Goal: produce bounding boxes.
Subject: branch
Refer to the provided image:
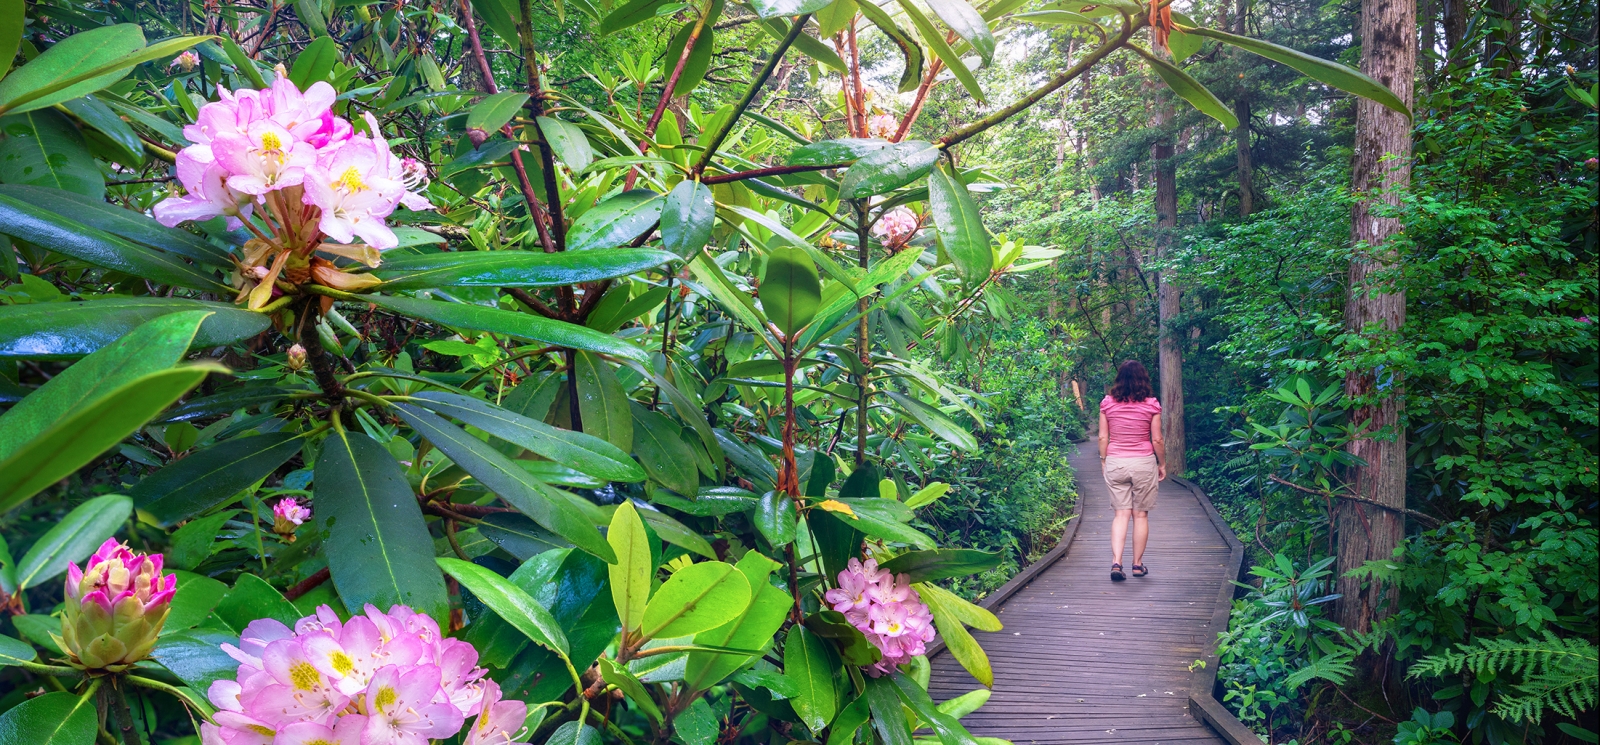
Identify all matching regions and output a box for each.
[1266,475,1441,526]
[283,567,331,601]
[701,162,843,184]
[692,14,814,175]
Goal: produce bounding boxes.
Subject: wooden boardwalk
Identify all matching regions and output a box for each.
[929,443,1246,744]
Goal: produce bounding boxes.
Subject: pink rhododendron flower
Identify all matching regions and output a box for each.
[823,557,936,676]
[59,539,177,671]
[872,206,919,246]
[205,604,514,745]
[867,113,899,140]
[212,119,317,194]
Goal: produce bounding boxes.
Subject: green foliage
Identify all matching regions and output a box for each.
[1410,633,1599,725]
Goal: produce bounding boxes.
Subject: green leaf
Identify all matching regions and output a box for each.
[537,116,595,170]
[785,626,838,734]
[759,18,848,73]
[0,298,267,359]
[0,0,22,81]
[438,556,571,656]
[60,95,142,166]
[785,138,891,166]
[313,428,450,623]
[289,36,338,90]
[878,548,1002,583]
[920,583,994,686]
[374,248,674,290]
[686,252,778,357]
[478,513,568,559]
[0,110,104,199]
[0,634,34,667]
[13,494,131,590]
[754,491,797,547]
[661,180,716,256]
[1167,12,1202,62]
[840,141,942,199]
[1184,26,1410,119]
[1133,47,1238,129]
[750,0,834,18]
[833,498,936,548]
[937,688,991,719]
[599,0,671,34]
[902,481,948,509]
[885,391,977,451]
[599,657,663,723]
[467,92,529,137]
[0,193,228,291]
[630,402,698,496]
[927,162,992,284]
[411,391,645,482]
[827,697,871,745]
[1010,10,1098,26]
[150,629,242,694]
[214,573,300,632]
[857,0,925,93]
[607,501,653,633]
[663,21,716,97]
[637,506,717,559]
[685,551,789,690]
[567,190,665,251]
[471,0,523,47]
[895,0,985,104]
[760,246,821,337]
[0,365,218,513]
[0,691,97,745]
[395,404,616,563]
[131,433,305,526]
[363,294,649,364]
[639,560,751,639]
[572,351,634,452]
[547,722,602,745]
[163,570,228,633]
[924,0,993,61]
[890,671,981,745]
[0,25,145,115]
[866,676,914,745]
[0,185,229,266]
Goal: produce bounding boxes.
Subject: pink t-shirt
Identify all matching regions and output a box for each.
[1101,395,1161,457]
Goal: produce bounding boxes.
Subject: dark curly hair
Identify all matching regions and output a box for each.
[1110,360,1154,403]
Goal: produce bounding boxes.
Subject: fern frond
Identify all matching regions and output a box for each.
[1284,651,1355,690]
[1411,632,1598,723]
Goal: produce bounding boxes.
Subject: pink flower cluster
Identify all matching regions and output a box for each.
[867,113,899,140]
[203,604,529,745]
[823,558,935,677]
[872,206,919,247]
[154,77,431,250]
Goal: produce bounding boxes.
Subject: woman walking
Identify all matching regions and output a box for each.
[1097,360,1167,582]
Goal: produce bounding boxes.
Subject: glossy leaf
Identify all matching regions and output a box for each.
[150,629,244,694]
[0,185,231,266]
[827,697,871,745]
[857,0,925,93]
[687,252,777,356]
[163,571,228,634]
[363,294,649,364]
[928,162,992,284]
[755,491,797,547]
[288,36,337,89]
[0,634,33,667]
[630,403,699,496]
[478,513,569,559]
[661,180,716,256]
[395,404,616,563]
[1011,10,1098,26]
[750,0,834,18]
[895,0,985,103]
[0,298,267,359]
[1185,26,1411,119]
[608,501,653,634]
[313,428,449,623]
[0,25,144,115]
[645,370,724,480]
[438,557,570,656]
[0,0,21,81]
[214,574,300,632]
[0,365,218,513]
[0,691,97,745]
[566,190,664,251]
[866,675,915,745]
[785,626,838,733]
[840,141,942,198]
[685,552,789,690]
[13,494,130,590]
[890,671,981,745]
[131,433,305,526]
[920,583,995,686]
[467,92,530,135]
[664,21,716,97]
[572,350,634,451]
[374,248,674,290]
[60,95,141,166]
[639,560,751,639]
[538,116,595,170]
[760,246,821,337]
[411,391,645,482]
[759,18,848,72]
[0,193,228,292]
[0,110,104,198]
[785,138,892,167]
[1134,47,1238,129]
[886,391,978,451]
[637,506,717,559]
[470,0,522,47]
[879,548,1003,583]
[547,722,601,745]
[598,0,671,35]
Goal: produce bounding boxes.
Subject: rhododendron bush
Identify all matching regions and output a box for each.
[0,2,1395,743]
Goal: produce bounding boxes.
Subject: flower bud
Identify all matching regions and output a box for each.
[467,128,490,147]
[170,50,200,72]
[309,257,383,292]
[286,344,307,372]
[57,540,176,672]
[272,497,311,541]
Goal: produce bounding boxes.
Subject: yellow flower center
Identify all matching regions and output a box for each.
[289,661,320,691]
[335,167,367,193]
[248,725,276,736]
[373,686,397,711]
[330,651,355,676]
[260,131,283,152]
[305,740,335,745]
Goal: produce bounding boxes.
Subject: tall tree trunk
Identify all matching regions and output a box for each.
[1152,102,1186,477]
[1483,0,1519,75]
[1420,0,1437,83]
[1233,0,1253,218]
[1333,0,1416,635]
[1442,0,1466,68]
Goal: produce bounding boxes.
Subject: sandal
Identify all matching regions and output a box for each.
[1110,563,1125,582]
[1132,564,1148,578]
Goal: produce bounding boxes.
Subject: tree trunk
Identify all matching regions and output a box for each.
[1442,0,1466,67]
[1483,0,1519,75]
[1333,0,1415,635]
[1233,0,1253,218]
[1152,102,1186,477]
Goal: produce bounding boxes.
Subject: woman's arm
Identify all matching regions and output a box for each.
[1151,413,1167,480]
[1098,410,1109,460]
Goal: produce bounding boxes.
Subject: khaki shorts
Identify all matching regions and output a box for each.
[1103,455,1159,511]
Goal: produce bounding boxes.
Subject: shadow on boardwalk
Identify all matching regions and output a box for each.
[929,443,1238,744]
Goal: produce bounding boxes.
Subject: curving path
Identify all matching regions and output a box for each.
[929,443,1252,744]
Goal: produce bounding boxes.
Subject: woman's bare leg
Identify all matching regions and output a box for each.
[1111,509,1132,565]
[1132,510,1149,567]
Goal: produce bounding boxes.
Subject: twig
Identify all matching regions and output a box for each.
[1266,475,1441,526]
[283,567,331,601]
